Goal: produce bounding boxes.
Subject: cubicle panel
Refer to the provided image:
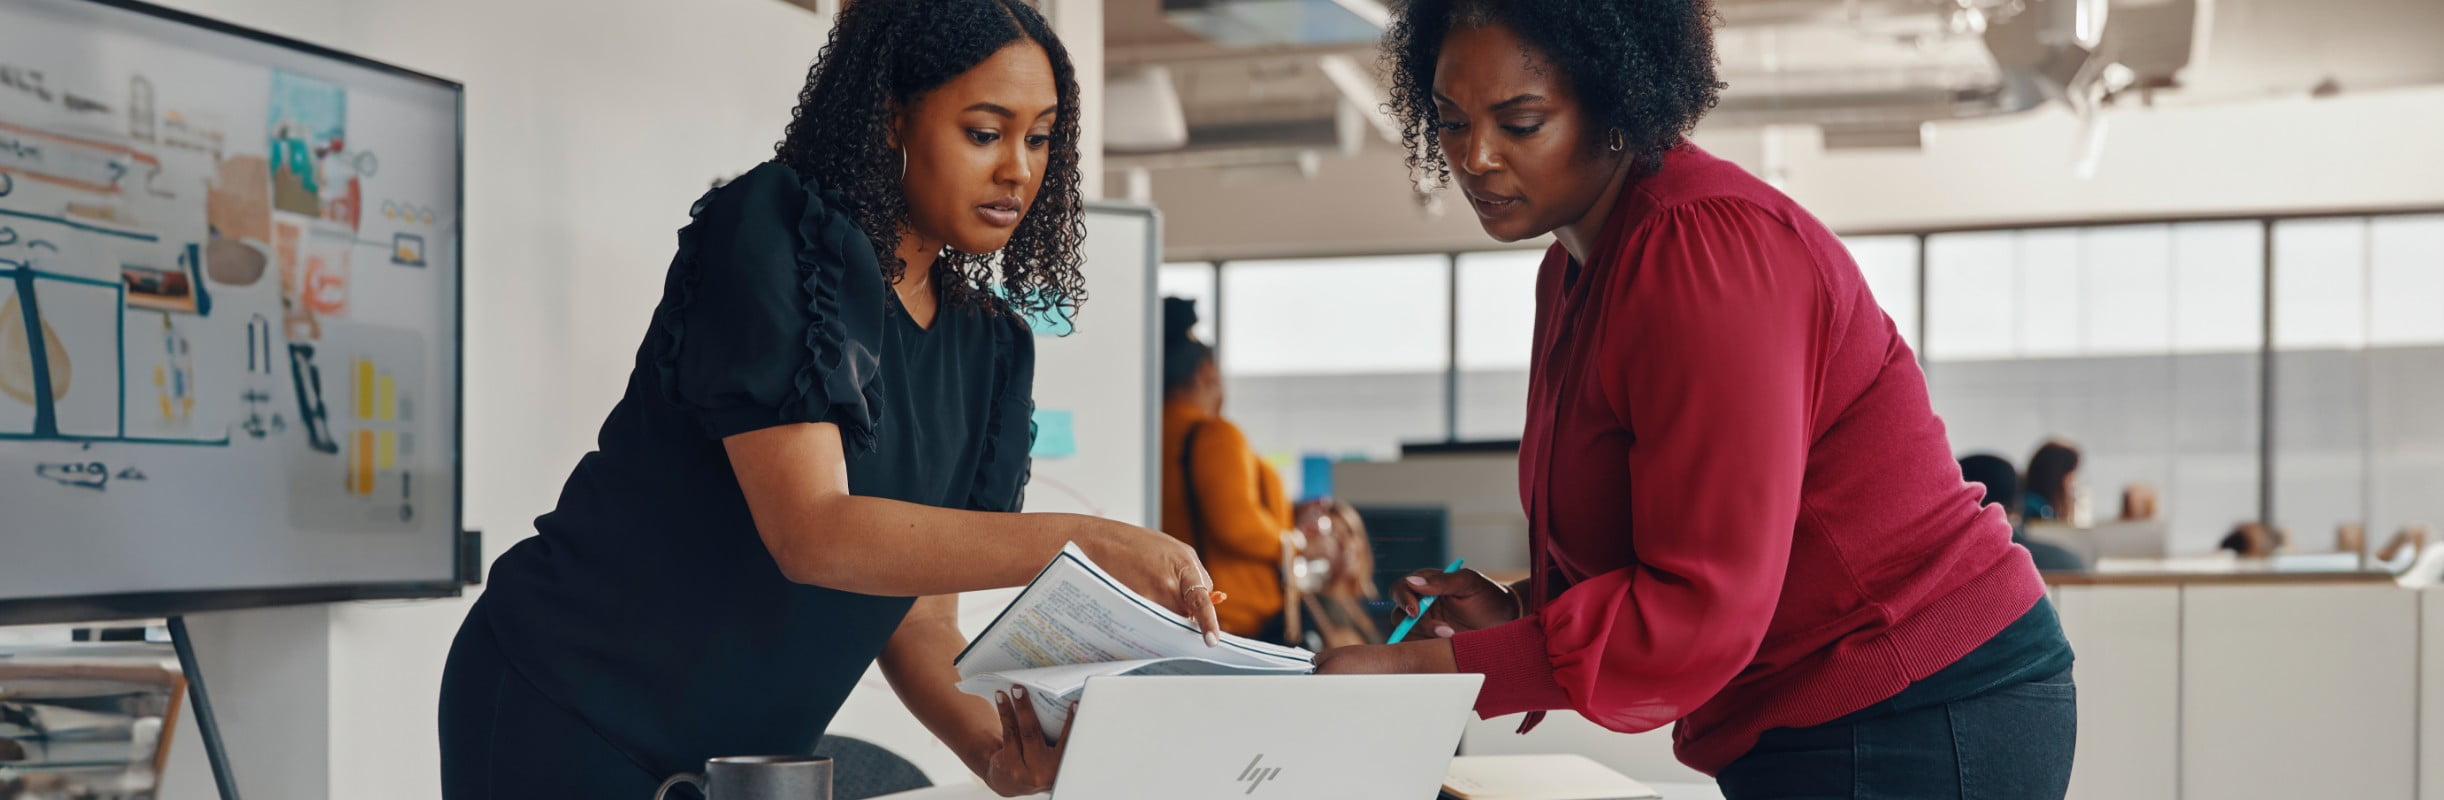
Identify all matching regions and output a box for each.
[1335,453,1531,573]
[2183,585,2418,800]
[2056,586,2182,800]
[2424,588,2444,800]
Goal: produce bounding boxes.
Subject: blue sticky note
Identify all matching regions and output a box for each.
[1299,454,1334,502]
[1031,409,1078,459]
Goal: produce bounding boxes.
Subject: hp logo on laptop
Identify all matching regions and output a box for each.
[1237,754,1283,794]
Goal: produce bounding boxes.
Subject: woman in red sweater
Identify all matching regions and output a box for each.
[1311,2,2076,796]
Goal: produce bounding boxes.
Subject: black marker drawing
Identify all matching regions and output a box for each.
[287,342,339,454]
[36,461,109,491]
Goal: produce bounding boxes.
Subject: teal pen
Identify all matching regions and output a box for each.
[1384,557,1467,644]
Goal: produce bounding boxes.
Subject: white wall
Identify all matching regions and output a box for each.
[130,1,830,798]
[1155,86,2444,261]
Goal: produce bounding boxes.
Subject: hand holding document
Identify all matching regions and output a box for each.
[954,543,1314,742]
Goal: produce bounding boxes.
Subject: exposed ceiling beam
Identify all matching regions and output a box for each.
[773,0,829,17]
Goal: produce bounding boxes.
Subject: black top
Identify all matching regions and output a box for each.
[472,162,1035,777]
[1838,596,2075,723]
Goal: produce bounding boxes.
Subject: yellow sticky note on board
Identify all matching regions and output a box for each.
[355,360,375,419]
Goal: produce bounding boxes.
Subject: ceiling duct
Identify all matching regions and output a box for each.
[1106,65,1190,153]
[1107,99,1364,172]
[1160,0,1388,47]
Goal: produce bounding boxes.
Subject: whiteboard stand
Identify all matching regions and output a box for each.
[167,616,243,800]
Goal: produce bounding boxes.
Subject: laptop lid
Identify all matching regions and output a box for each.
[1053,674,1483,800]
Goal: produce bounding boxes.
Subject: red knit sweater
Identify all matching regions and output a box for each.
[1448,143,2046,775]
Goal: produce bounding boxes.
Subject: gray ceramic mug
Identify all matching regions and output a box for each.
[653,755,832,800]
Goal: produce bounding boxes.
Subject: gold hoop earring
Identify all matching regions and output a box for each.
[1606,128,1625,153]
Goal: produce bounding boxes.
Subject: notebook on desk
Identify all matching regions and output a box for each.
[1441,754,1662,800]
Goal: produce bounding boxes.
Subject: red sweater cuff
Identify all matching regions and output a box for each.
[1450,614,1574,718]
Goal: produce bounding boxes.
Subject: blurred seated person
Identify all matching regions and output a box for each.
[2336,523,2367,559]
[1959,454,2085,571]
[2119,483,2160,521]
[1159,297,1293,641]
[2218,522,2287,558]
[2370,524,2431,574]
[1283,499,1385,650]
[2023,441,2082,524]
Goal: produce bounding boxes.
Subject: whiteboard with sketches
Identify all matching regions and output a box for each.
[1022,203,1158,528]
[0,0,463,621]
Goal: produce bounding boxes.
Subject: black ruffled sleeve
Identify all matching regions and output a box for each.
[967,309,1037,512]
[649,161,886,451]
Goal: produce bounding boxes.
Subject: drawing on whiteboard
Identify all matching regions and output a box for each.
[266,71,344,217]
[35,460,108,491]
[390,232,424,267]
[121,243,207,314]
[286,342,338,454]
[148,313,195,425]
[0,289,71,408]
[204,155,271,286]
[160,108,229,159]
[0,64,53,104]
[287,322,422,531]
[238,387,283,440]
[299,224,349,317]
[126,76,153,143]
[243,314,273,374]
[381,200,436,227]
[116,465,146,481]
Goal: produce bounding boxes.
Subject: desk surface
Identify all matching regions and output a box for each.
[2046,555,2397,586]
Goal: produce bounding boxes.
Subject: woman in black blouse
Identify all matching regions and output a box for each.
[437,3,1218,797]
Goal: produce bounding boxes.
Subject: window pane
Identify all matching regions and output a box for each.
[2273,218,2370,351]
[1158,262,1217,344]
[1456,251,1540,371]
[1842,235,1921,353]
[2270,218,2372,549]
[1456,250,1542,440]
[2368,215,2444,549]
[1924,224,2256,553]
[1926,232,2018,361]
[2170,222,2265,354]
[2017,230,2082,357]
[2370,215,2444,347]
[1218,255,1450,375]
[2080,225,2172,356]
[1217,255,1451,467]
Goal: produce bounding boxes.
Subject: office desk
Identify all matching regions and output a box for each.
[871,779,1725,799]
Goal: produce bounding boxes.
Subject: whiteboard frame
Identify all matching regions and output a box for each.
[0,0,468,625]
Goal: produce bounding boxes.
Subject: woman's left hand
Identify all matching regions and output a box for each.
[1311,638,1459,675]
[978,688,1071,797]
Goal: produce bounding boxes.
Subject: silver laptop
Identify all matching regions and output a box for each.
[1053,674,1483,800]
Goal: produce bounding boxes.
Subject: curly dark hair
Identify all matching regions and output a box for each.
[774,0,1086,322]
[1381,0,1726,190]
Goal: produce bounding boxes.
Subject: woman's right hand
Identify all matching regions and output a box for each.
[1079,523,1224,645]
[1391,567,1522,638]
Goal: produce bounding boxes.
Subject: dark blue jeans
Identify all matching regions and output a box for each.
[1715,669,2077,800]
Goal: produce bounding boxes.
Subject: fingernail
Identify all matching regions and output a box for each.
[996,691,1008,704]
[1435,625,1455,638]
[1407,576,1427,586]
[1014,687,1027,700]
[1205,631,1219,647]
